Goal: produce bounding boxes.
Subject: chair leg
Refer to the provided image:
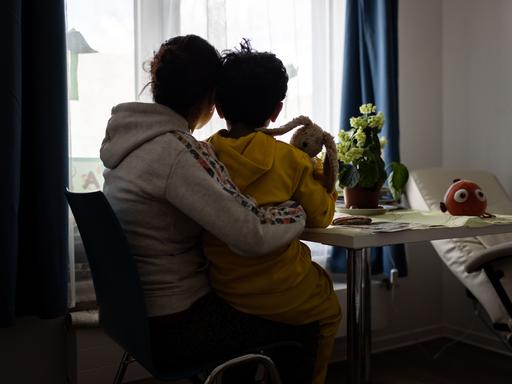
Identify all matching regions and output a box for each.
[113,352,133,384]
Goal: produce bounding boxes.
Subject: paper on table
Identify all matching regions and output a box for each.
[331,221,431,233]
[370,210,512,228]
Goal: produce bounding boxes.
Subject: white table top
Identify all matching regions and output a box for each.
[302,215,512,249]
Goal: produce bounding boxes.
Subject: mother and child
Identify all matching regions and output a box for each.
[100,34,341,384]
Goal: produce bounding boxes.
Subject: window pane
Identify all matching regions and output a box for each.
[66,0,135,303]
[178,0,313,142]
[67,0,134,162]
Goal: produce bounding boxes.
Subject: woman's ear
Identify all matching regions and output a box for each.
[215,102,225,119]
[270,102,284,122]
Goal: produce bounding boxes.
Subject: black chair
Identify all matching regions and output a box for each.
[66,190,313,383]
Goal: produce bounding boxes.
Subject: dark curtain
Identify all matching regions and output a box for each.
[1,0,69,327]
[329,0,407,277]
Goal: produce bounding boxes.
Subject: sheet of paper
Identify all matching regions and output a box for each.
[331,221,431,233]
[369,210,512,228]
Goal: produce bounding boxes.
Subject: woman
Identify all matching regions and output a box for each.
[100,35,317,383]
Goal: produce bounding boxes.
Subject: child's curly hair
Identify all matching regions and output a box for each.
[216,39,288,128]
[149,35,221,118]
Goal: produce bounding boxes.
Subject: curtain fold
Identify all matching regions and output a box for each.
[1,0,69,327]
[329,0,407,278]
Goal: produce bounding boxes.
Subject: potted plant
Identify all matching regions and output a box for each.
[337,103,408,208]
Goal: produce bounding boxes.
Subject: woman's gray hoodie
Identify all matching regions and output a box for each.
[100,102,306,316]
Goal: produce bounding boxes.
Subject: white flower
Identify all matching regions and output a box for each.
[355,129,366,147]
[350,116,368,129]
[359,103,376,114]
[368,112,385,130]
[337,104,386,167]
[338,130,351,143]
[340,147,364,163]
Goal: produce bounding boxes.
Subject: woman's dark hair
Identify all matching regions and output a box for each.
[149,35,221,117]
[216,39,288,128]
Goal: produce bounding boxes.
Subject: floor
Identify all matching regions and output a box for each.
[132,337,512,384]
[325,337,512,384]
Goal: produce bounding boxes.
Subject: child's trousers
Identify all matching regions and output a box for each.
[280,276,341,384]
[244,263,342,384]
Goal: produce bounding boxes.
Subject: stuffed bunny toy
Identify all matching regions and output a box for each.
[256,116,338,193]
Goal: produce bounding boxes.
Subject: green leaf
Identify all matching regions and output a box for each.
[377,157,387,185]
[387,162,409,200]
[357,159,379,188]
[338,163,360,188]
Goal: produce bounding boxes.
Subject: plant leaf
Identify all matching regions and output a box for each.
[387,162,409,200]
[357,159,379,188]
[338,163,360,188]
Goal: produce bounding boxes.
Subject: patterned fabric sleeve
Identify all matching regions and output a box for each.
[172,131,306,225]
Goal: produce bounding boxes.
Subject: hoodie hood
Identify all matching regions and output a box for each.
[100,102,189,169]
[209,132,276,191]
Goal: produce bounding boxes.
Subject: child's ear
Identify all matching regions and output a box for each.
[215,102,225,119]
[269,102,283,122]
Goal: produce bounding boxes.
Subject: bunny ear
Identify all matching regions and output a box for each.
[322,131,337,160]
[322,131,339,193]
[255,115,313,136]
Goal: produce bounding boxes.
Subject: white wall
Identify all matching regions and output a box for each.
[442,0,512,195]
[440,0,512,345]
[399,0,512,193]
[397,0,512,352]
[399,0,443,171]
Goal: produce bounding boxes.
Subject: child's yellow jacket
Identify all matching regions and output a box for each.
[203,131,336,322]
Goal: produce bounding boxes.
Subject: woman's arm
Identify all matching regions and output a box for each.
[165,137,306,256]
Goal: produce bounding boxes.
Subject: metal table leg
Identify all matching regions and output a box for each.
[347,248,372,384]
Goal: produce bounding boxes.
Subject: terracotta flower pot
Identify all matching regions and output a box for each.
[344,186,380,209]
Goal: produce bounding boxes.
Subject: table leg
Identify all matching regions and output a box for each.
[347,248,372,384]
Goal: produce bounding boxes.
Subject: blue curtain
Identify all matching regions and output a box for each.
[1,0,69,327]
[329,0,407,277]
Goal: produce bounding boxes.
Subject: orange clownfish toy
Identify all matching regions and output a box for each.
[440,179,494,218]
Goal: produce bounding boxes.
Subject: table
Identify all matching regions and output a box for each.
[301,213,512,384]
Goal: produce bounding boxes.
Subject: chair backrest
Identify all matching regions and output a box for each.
[406,167,512,214]
[66,190,154,370]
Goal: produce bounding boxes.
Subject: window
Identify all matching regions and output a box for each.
[66,0,345,305]
[135,0,344,141]
[66,0,135,305]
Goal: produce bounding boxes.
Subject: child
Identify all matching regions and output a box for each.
[202,40,341,384]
